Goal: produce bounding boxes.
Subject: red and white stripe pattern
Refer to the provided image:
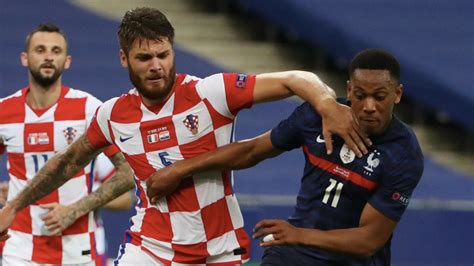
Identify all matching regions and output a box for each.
[87,73,255,265]
[0,87,103,264]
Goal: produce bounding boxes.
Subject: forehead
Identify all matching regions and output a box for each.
[351,69,394,85]
[28,31,67,50]
[128,37,172,54]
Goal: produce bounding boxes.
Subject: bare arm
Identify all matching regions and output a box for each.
[253,203,397,258]
[0,135,102,238]
[146,132,280,201]
[9,135,101,212]
[41,152,134,234]
[254,71,370,157]
[102,190,134,211]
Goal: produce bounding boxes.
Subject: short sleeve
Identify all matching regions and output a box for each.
[92,153,116,184]
[270,103,315,151]
[369,153,424,222]
[196,73,255,118]
[85,95,103,127]
[86,108,112,150]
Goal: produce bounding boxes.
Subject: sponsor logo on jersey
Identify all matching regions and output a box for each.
[119,136,133,142]
[183,114,199,135]
[316,134,325,143]
[27,132,49,145]
[339,143,355,164]
[391,191,410,206]
[363,150,380,175]
[235,74,247,88]
[63,127,77,144]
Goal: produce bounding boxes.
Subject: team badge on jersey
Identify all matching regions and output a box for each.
[339,143,355,164]
[63,127,77,144]
[363,150,380,175]
[27,132,50,145]
[183,114,199,135]
[235,74,247,88]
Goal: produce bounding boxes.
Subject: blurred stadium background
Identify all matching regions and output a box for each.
[0,0,472,265]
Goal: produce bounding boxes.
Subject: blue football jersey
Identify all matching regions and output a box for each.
[268,100,424,265]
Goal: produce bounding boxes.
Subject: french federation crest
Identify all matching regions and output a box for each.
[63,127,77,144]
[363,150,380,175]
[339,143,355,164]
[183,114,199,135]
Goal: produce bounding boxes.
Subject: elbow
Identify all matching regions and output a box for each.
[352,241,384,258]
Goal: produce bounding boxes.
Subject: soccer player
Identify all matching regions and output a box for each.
[0,154,133,266]
[146,49,424,265]
[0,24,133,265]
[0,8,370,265]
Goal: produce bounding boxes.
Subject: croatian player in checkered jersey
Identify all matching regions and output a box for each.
[0,8,372,265]
[0,154,133,266]
[0,24,134,265]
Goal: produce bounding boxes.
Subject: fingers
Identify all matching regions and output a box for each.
[322,131,333,155]
[0,230,9,241]
[39,203,59,210]
[45,223,62,235]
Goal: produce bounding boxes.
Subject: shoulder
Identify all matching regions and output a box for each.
[0,89,24,105]
[0,89,26,121]
[292,102,321,125]
[380,119,424,177]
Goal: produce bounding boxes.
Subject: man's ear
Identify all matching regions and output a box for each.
[394,84,403,104]
[119,49,128,68]
[346,80,352,98]
[64,55,72,70]
[20,52,28,67]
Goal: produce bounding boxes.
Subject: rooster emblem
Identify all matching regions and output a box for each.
[363,150,380,172]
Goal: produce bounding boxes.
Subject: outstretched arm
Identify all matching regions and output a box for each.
[147,132,280,202]
[253,203,397,258]
[254,71,370,157]
[0,134,102,238]
[41,152,134,234]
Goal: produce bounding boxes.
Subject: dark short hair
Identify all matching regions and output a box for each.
[25,23,67,51]
[118,7,175,55]
[349,49,400,82]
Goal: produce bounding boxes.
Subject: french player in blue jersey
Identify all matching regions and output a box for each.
[145,49,424,265]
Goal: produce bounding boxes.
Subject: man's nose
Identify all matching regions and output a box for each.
[363,98,376,113]
[150,57,162,71]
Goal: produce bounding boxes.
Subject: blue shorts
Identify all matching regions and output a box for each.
[261,246,330,266]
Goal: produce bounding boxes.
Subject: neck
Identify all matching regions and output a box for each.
[26,78,63,109]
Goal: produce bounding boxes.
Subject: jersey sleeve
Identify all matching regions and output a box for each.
[92,153,116,184]
[270,103,315,151]
[368,152,424,222]
[195,73,255,118]
[85,94,103,127]
[86,100,115,150]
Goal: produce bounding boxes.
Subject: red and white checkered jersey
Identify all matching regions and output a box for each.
[0,86,111,264]
[87,73,255,265]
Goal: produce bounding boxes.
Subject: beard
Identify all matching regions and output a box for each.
[129,63,176,102]
[29,64,63,87]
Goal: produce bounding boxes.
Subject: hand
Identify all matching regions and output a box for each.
[40,203,78,235]
[146,163,184,205]
[253,219,303,247]
[0,203,16,241]
[0,181,8,206]
[318,98,371,157]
